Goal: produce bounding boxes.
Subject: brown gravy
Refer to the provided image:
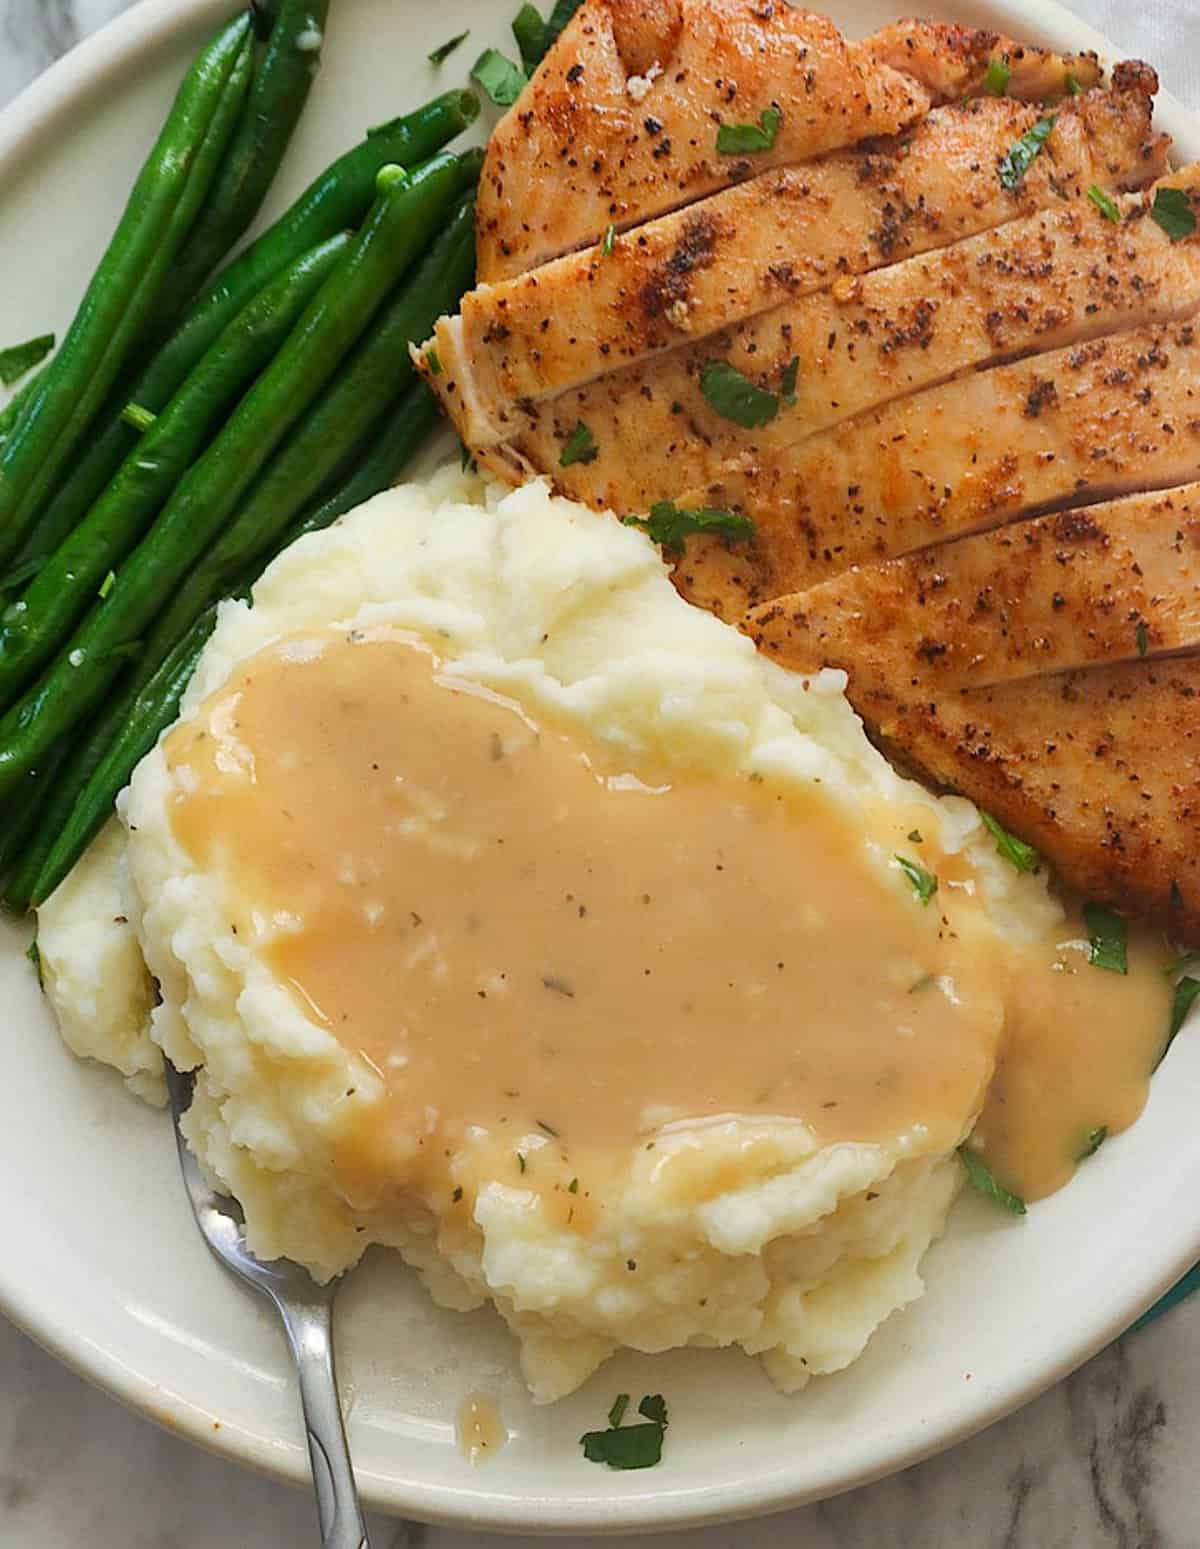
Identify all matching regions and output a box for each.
[164,628,1172,1209]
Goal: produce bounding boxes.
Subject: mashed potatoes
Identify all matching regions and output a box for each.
[38,466,1061,1402]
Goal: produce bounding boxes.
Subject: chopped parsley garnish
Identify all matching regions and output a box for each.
[998,116,1056,190]
[907,829,923,844]
[1064,72,1083,96]
[120,401,156,433]
[559,421,597,466]
[1136,619,1149,656]
[982,56,1010,96]
[699,358,780,428]
[896,854,938,906]
[1151,186,1197,242]
[517,1151,527,1173]
[512,3,546,72]
[779,354,799,406]
[1161,976,1200,1067]
[980,811,1040,873]
[622,501,754,553]
[716,106,782,155]
[1087,184,1122,223]
[959,1146,1027,1216]
[1083,902,1127,974]
[536,1117,560,1137]
[581,1392,669,1470]
[601,222,615,257]
[1171,879,1185,912]
[459,440,477,474]
[1077,1126,1107,1160]
[98,569,116,600]
[0,332,53,386]
[506,0,581,74]
[542,0,582,55]
[471,47,528,107]
[1163,951,1200,979]
[25,935,42,989]
[424,347,443,377]
[567,1176,579,1193]
[427,30,468,64]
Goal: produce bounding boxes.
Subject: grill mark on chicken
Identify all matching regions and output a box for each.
[476,2,1102,283]
[671,319,1200,618]
[510,169,1200,512]
[743,485,1200,690]
[430,81,1162,448]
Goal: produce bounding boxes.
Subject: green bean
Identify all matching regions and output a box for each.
[280,381,441,548]
[0,15,255,570]
[0,233,351,709]
[25,380,440,909]
[138,192,474,661]
[0,150,476,803]
[0,370,45,449]
[0,747,64,883]
[4,89,479,582]
[145,0,332,330]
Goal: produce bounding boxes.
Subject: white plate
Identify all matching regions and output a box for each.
[2,0,1199,1533]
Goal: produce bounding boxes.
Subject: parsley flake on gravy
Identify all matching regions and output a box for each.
[600,222,615,257]
[559,420,598,467]
[896,854,938,906]
[622,501,754,552]
[1087,184,1122,223]
[1160,976,1200,1069]
[959,1147,1027,1216]
[998,116,1056,190]
[1151,186,1197,242]
[427,31,468,65]
[715,106,782,155]
[471,48,528,108]
[699,358,780,428]
[1077,1126,1107,1161]
[0,332,54,387]
[581,1392,670,1469]
[980,811,1040,874]
[1084,902,1127,974]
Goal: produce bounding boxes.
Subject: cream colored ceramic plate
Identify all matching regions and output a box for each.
[1,0,1198,1533]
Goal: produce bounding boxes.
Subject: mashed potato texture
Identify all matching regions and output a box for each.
[38,466,1060,1401]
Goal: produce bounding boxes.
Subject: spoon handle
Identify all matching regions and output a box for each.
[278,1294,370,1549]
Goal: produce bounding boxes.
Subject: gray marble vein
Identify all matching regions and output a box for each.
[1,1,1199,1546]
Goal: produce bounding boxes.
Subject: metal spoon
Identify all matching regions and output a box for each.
[164,1057,370,1549]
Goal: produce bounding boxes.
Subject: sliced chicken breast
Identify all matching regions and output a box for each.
[818,656,1200,942]
[743,485,1200,690]
[497,169,1200,512]
[433,72,1162,447]
[476,3,1101,282]
[674,318,1200,619]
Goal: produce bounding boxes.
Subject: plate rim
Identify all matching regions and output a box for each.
[1,0,1199,1533]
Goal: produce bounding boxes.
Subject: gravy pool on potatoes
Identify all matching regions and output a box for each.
[164,627,1169,1210]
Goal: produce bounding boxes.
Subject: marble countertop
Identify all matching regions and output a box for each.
[2,1,1198,1545]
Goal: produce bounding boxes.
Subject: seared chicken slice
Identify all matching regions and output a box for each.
[497,169,1200,511]
[863,18,1099,105]
[744,486,1200,690]
[431,73,1162,447]
[476,3,1101,282]
[802,655,1200,942]
[674,319,1200,619]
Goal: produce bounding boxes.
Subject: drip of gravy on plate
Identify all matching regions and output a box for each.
[164,628,1170,1209]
